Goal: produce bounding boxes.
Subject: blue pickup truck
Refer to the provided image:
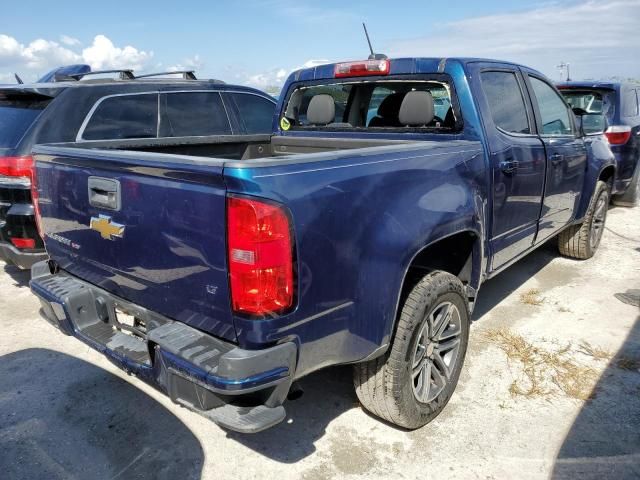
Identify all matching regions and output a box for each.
[29,57,614,433]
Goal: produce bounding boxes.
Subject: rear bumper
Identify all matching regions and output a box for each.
[29,261,297,433]
[0,241,47,270]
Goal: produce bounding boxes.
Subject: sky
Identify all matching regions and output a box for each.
[1,0,639,90]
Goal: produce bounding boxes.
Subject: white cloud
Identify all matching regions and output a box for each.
[0,33,153,80]
[60,35,81,47]
[82,35,152,71]
[0,35,81,72]
[167,54,204,73]
[386,0,640,80]
[241,59,331,90]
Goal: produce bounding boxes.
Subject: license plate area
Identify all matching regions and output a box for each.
[113,304,147,338]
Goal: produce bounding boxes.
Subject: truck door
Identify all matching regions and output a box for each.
[522,72,587,242]
[473,66,547,270]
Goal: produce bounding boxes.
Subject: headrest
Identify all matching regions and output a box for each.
[307,94,335,125]
[377,92,405,118]
[399,91,435,126]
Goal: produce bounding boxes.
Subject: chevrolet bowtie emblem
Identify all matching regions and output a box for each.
[90,215,125,240]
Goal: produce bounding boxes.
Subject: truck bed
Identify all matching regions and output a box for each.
[39,134,412,164]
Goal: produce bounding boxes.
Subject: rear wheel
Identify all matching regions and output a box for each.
[354,271,469,429]
[558,180,609,259]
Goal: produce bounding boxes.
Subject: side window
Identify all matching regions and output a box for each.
[481,71,530,134]
[621,88,639,117]
[82,94,158,140]
[528,77,574,136]
[232,93,275,134]
[160,92,231,137]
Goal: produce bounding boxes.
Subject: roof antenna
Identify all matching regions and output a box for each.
[14,73,23,84]
[362,23,387,60]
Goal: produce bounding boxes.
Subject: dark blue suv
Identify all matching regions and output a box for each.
[0,66,276,270]
[558,82,640,205]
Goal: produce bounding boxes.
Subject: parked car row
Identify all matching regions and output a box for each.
[0,57,636,435]
[558,81,640,205]
[0,66,276,269]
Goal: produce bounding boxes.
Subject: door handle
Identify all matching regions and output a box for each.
[88,177,121,210]
[550,153,564,167]
[499,159,519,174]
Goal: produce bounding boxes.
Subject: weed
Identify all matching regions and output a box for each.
[577,341,612,361]
[520,288,544,306]
[484,329,600,401]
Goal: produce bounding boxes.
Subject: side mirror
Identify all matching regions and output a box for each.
[574,110,608,136]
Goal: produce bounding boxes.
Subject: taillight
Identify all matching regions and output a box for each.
[227,196,294,316]
[605,126,632,145]
[29,158,44,238]
[334,59,390,78]
[0,156,34,181]
[10,237,35,249]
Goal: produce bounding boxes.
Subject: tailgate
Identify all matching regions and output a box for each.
[33,146,237,342]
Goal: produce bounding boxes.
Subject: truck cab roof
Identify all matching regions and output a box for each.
[286,57,546,83]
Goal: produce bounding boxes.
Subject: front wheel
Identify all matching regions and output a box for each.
[354,271,470,429]
[558,180,609,259]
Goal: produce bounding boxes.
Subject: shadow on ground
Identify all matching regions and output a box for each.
[552,314,640,479]
[2,262,31,288]
[0,348,204,480]
[472,241,556,320]
[227,365,356,462]
[229,241,561,460]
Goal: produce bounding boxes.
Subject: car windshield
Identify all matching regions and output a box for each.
[283,79,458,132]
[0,97,51,148]
[561,89,616,120]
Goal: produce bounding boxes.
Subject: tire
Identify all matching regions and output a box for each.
[558,180,609,259]
[354,271,470,429]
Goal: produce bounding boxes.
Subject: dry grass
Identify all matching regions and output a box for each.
[616,357,640,371]
[484,329,600,401]
[519,288,544,306]
[577,341,613,361]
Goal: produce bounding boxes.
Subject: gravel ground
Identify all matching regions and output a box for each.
[0,205,638,480]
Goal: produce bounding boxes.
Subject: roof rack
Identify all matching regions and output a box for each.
[58,69,135,81]
[135,70,197,80]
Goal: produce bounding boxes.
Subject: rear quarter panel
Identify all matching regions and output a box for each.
[225,141,487,377]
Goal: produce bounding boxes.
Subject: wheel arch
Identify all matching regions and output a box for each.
[383,229,483,353]
[575,162,616,221]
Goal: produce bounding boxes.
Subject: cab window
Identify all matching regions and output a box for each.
[528,77,574,136]
[481,71,530,134]
[283,79,458,132]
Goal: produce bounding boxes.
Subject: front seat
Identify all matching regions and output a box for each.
[443,106,456,128]
[306,94,335,126]
[398,91,435,127]
[368,92,405,127]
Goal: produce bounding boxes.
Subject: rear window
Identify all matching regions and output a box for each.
[0,97,50,148]
[160,92,231,137]
[82,94,158,140]
[282,78,458,132]
[560,89,616,120]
